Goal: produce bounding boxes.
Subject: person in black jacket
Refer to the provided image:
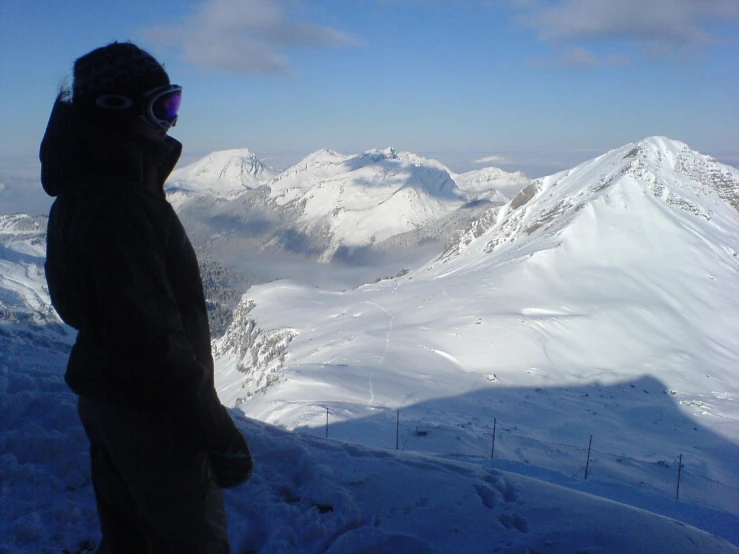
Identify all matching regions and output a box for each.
[40,42,252,554]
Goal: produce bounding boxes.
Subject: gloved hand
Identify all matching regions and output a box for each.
[208,429,253,488]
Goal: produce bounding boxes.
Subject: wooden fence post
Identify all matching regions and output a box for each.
[585,435,593,479]
[675,454,683,500]
[491,418,497,460]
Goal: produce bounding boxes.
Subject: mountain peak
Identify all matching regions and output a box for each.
[617,137,739,212]
[296,149,348,167]
[359,147,397,161]
[637,135,687,151]
[214,147,258,158]
[166,148,276,198]
[454,166,530,200]
[262,146,465,255]
[439,137,739,263]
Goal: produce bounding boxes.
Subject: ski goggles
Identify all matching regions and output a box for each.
[141,84,182,131]
[95,84,182,131]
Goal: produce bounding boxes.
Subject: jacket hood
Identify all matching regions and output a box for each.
[40,96,182,198]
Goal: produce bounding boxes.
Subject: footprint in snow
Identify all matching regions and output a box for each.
[498,513,529,534]
[484,473,519,503]
[475,484,497,509]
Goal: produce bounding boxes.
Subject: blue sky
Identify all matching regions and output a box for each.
[1,0,738,180]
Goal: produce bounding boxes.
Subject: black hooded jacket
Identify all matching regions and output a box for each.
[40,96,243,454]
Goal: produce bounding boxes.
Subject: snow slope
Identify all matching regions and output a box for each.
[0,214,74,352]
[2,340,738,552]
[214,137,739,522]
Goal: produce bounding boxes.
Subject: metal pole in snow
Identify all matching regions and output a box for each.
[585,435,593,480]
[676,454,683,500]
[396,410,400,450]
[325,407,329,438]
[491,418,497,460]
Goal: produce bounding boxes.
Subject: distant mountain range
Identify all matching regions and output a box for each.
[166,146,529,265]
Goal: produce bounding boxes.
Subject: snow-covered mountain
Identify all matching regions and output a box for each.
[166,148,277,200]
[441,136,739,261]
[453,166,530,201]
[3,138,739,550]
[268,147,464,254]
[0,213,73,353]
[213,136,739,513]
[169,146,508,264]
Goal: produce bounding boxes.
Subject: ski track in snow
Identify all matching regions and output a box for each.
[427,347,462,368]
[2,267,46,308]
[364,301,393,364]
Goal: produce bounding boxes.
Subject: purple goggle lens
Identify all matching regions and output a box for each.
[142,84,182,130]
[152,89,182,122]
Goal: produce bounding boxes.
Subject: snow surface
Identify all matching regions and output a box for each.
[3,137,739,552]
[3,340,738,553]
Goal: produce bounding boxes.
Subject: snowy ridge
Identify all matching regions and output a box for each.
[213,297,297,403]
[0,212,46,236]
[266,147,464,255]
[167,146,526,261]
[166,148,276,199]
[298,148,347,166]
[215,137,739,524]
[442,136,739,261]
[170,146,478,262]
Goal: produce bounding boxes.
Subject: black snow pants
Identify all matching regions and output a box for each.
[78,396,230,554]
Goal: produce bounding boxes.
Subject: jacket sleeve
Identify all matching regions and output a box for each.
[68,189,241,451]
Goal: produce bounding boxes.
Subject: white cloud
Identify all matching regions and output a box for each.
[473,155,515,164]
[562,46,600,68]
[514,0,739,53]
[142,0,362,74]
[526,47,630,69]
